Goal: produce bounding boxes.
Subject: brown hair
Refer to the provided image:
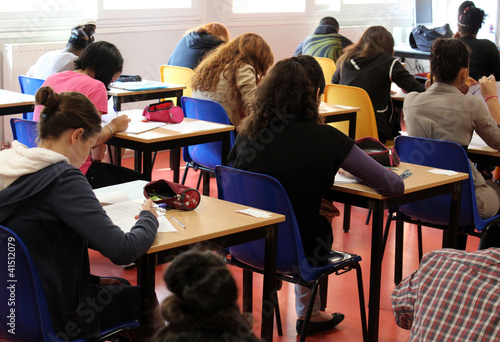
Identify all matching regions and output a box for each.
[36,86,102,142]
[430,38,470,84]
[337,26,394,68]
[188,22,230,42]
[238,56,324,139]
[191,33,274,95]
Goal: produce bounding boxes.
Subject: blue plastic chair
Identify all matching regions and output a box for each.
[215,165,367,341]
[180,96,235,194]
[383,136,500,280]
[10,118,38,148]
[0,225,139,341]
[18,75,44,120]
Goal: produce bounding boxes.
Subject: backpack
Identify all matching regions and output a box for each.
[409,24,453,52]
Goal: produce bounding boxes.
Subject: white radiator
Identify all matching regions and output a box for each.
[2,41,65,91]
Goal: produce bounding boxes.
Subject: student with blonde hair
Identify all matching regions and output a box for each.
[191,33,274,128]
[168,22,230,70]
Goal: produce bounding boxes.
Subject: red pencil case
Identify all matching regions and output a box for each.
[142,100,184,124]
[143,179,200,211]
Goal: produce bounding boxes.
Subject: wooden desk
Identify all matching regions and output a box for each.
[108,118,234,183]
[108,83,186,111]
[394,45,431,63]
[329,162,468,342]
[0,89,34,116]
[138,195,285,342]
[320,102,360,139]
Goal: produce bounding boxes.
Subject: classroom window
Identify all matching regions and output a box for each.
[233,0,306,13]
[343,0,397,3]
[102,0,191,10]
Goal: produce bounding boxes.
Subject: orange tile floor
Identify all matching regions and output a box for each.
[89,150,480,342]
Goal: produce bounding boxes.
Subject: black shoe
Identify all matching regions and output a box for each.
[296,312,345,336]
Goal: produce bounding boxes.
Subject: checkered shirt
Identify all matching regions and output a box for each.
[391,248,500,341]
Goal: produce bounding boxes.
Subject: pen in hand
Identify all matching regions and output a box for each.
[170,216,186,229]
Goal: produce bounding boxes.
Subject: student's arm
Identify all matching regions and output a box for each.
[236,64,258,117]
[391,59,426,93]
[391,269,418,330]
[339,144,404,196]
[479,76,500,125]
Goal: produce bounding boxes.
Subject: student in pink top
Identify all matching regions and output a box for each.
[34,41,145,188]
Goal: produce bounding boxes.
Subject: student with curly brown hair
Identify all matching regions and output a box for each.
[153,250,261,342]
[191,33,274,129]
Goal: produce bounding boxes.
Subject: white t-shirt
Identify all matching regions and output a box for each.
[26,49,78,80]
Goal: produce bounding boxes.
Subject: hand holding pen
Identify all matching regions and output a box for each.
[478,74,497,100]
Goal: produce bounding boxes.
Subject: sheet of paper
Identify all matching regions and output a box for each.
[94,191,129,205]
[236,208,272,218]
[125,121,166,134]
[428,169,458,176]
[111,81,173,91]
[334,173,361,184]
[166,120,228,133]
[102,199,177,233]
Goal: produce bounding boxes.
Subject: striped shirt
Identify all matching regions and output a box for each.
[391,248,500,341]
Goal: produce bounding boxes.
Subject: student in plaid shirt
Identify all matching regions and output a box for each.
[391,248,500,341]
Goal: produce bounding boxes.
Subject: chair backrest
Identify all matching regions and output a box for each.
[479,224,500,249]
[10,118,38,148]
[216,165,322,282]
[181,96,235,170]
[394,135,492,232]
[0,225,58,340]
[160,65,194,98]
[324,84,378,140]
[314,56,336,85]
[18,76,44,120]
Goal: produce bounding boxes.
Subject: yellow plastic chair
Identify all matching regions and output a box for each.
[314,57,336,102]
[159,65,195,104]
[324,84,378,140]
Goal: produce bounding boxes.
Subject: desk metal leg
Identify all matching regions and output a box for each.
[444,182,463,248]
[348,112,357,139]
[261,223,278,342]
[394,220,404,285]
[170,147,181,183]
[137,254,157,326]
[368,202,384,342]
[142,150,153,181]
[343,204,352,232]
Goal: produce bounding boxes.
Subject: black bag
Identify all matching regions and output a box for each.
[409,24,453,52]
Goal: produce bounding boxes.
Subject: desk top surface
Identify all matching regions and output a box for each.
[394,45,431,57]
[149,195,285,253]
[0,89,35,107]
[108,82,186,96]
[319,102,361,116]
[112,117,234,143]
[332,162,469,199]
[468,133,500,157]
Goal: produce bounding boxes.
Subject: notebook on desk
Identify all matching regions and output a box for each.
[111,80,174,91]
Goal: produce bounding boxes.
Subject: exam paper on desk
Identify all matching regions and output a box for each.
[102,199,177,233]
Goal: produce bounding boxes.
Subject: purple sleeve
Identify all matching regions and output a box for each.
[339,144,404,196]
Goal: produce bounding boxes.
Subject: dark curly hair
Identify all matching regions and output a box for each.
[152,250,261,342]
[458,4,486,36]
[430,38,470,84]
[238,55,324,139]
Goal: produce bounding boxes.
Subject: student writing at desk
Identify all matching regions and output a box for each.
[0,87,159,340]
[33,41,146,189]
[404,38,500,240]
[332,26,425,143]
[229,55,404,336]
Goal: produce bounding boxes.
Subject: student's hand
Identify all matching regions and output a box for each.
[137,199,158,219]
[479,75,497,99]
[452,31,461,39]
[319,199,340,224]
[110,115,131,133]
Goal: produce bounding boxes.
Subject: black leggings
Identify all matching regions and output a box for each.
[86,162,146,189]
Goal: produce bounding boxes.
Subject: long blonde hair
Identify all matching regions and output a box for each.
[186,22,230,42]
[191,33,274,94]
[337,26,394,68]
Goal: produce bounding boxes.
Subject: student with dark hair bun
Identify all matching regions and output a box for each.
[454,2,500,80]
[0,86,158,340]
[27,22,97,79]
[33,41,146,189]
[153,250,261,342]
[404,38,500,222]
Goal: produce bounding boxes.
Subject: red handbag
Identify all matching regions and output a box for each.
[142,100,184,124]
[143,179,200,211]
[355,137,400,167]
